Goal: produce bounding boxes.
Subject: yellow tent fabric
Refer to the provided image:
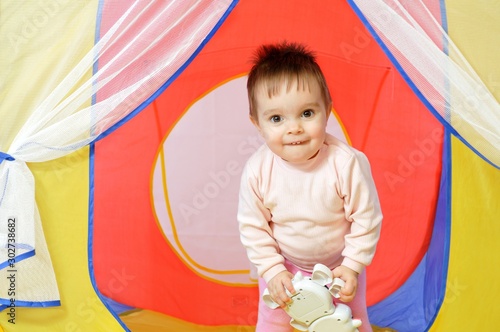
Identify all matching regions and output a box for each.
[0,1,124,330]
[428,1,500,330]
[20,149,124,331]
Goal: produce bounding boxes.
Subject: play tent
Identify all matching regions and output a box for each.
[0,1,498,331]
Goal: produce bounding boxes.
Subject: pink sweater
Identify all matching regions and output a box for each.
[238,134,382,283]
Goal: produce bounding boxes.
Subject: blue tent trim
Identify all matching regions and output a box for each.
[367,130,451,331]
[85,1,132,329]
[347,1,452,330]
[0,299,61,310]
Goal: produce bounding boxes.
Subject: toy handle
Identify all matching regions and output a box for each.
[262,286,295,309]
[262,288,280,309]
[329,277,345,299]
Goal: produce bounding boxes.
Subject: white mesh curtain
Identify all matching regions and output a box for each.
[348,0,500,168]
[0,0,235,308]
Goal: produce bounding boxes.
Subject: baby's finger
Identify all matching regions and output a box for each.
[339,292,355,303]
[273,290,290,308]
[342,281,355,296]
[283,280,296,296]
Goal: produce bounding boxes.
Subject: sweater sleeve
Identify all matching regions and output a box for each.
[237,162,287,282]
[340,150,382,274]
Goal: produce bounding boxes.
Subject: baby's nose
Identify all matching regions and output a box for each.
[287,120,303,134]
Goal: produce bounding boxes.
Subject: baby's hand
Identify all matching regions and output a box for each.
[267,270,296,308]
[332,265,359,303]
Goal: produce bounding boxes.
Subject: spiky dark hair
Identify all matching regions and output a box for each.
[247,41,332,120]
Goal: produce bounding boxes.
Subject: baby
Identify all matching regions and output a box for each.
[237,41,382,332]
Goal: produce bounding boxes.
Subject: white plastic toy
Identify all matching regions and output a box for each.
[262,264,362,332]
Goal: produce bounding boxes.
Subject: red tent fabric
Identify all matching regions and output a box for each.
[93,0,442,326]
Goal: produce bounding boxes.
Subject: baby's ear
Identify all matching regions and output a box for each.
[250,115,261,132]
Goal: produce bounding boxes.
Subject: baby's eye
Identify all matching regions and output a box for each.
[269,115,283,123]
[302,109,314,118]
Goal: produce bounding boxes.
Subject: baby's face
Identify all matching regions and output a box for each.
[252,78,329,163]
